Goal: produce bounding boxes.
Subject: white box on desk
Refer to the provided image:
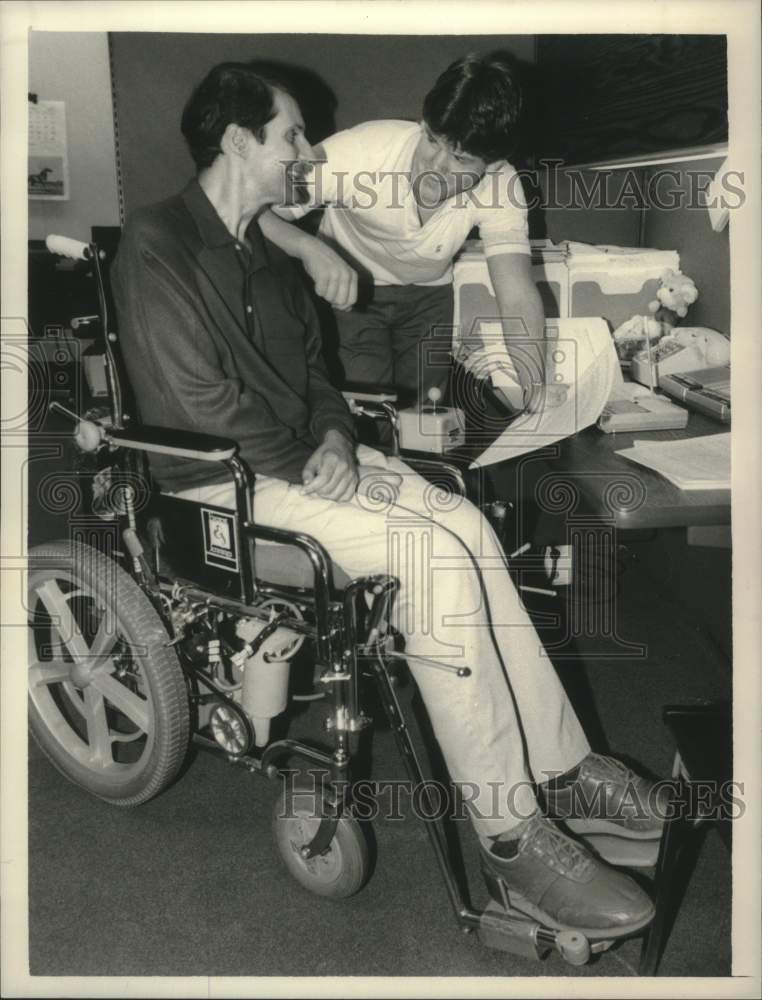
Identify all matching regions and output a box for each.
[454,251,568,344]
[452,244,681,409]
[398,403,466,454]
[567,248,679,333]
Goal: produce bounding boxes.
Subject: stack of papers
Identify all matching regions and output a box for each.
[615,434,731,490]
[473,318,621,467]
[562,241,680,273]
[529,238,568,265]
[458,238,568,266]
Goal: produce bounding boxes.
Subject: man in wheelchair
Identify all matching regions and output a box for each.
[72,62,663,952]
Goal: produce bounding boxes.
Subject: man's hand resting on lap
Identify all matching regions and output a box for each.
[301,429,358,502]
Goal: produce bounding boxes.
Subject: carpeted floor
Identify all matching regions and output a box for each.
[24,404,734,979]
[27,542,733,979]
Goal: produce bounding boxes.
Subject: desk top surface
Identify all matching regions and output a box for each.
[556,410,731,529]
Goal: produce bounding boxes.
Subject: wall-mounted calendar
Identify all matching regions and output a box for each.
[28,99,69,200]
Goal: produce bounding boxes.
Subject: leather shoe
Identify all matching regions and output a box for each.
[480,812,654,938]
[542,753,667,840]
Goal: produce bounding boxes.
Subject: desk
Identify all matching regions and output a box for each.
[519,408,732,672]
[449,362,730,533]
[555,410,730,530]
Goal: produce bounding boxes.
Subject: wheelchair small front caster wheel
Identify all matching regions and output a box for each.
[272,784,369,898]
[555,929,590,966]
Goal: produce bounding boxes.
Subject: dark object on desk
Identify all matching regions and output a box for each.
[29,232,124,411]
[640,702,732,976]
[28,240,97,337]
[659,365,731,424]
[27,242,97,413]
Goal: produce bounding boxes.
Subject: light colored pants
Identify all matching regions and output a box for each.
[178,445,590,835]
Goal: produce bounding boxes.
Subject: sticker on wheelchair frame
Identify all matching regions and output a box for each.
[201,508,239,572]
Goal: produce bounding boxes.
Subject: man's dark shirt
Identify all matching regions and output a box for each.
[111,178,354,493]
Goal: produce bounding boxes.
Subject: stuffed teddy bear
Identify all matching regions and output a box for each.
[612,269,699,363]
[648,268,699,327]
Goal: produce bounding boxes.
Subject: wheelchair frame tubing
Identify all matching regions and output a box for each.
[364,646,478,928]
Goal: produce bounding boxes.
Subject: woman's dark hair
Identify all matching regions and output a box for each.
[181,62,287,170]
[422,52,523,163]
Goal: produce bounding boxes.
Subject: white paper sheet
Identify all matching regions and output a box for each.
[615,434,731,490]
[470,318,622,467]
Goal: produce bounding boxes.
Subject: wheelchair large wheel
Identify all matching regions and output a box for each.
[27,541,190,806]
[272,783,370,898]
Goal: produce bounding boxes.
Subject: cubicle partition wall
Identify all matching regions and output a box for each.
[108,32,730,338]
[108,32,537,216]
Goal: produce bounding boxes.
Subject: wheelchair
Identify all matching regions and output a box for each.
[29,234,635,968]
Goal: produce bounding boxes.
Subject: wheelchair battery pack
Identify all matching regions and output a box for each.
[398,404,466,454]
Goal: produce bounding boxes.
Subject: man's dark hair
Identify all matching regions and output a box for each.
[422,52,523,163]
[181,62,287,170]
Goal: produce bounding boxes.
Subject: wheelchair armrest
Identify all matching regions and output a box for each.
[341,383,398,405]
[108,424,238,462]
[342,384,402,455]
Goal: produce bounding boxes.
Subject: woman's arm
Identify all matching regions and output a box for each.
[487,252,567,412]
[258,209,358,311]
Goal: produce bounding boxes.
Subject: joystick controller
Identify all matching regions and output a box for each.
[423,387,442,414]
[397,385,465,454]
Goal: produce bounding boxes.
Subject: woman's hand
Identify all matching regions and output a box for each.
[301,241,358,311]
[523,382,570,414]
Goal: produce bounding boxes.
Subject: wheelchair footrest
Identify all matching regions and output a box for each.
[477,899,604,965]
